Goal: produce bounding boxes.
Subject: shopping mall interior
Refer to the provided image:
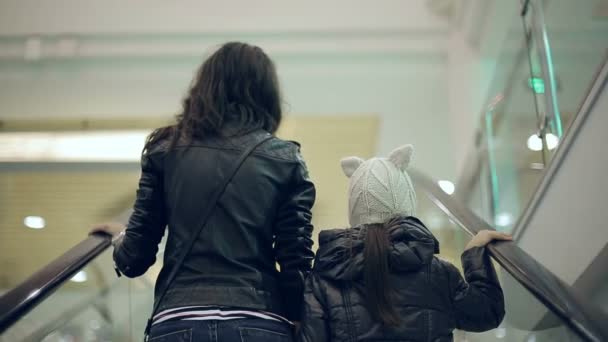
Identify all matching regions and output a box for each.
[0,0,607,341]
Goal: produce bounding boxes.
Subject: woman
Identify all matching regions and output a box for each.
[297,145,508,342]
[92,42,315,342]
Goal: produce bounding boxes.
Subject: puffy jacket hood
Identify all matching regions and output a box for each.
[314,216,439,281]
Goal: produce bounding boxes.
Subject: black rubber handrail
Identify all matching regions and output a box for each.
[0,232,112,334]
[410,169,608,342]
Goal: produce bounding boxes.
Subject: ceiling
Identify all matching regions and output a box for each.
[0,0,447,36]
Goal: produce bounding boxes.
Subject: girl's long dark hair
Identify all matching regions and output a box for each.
[144,42,282,152]
[363,219,400,326]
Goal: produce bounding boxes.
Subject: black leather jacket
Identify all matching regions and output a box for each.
[113,130,316,320]
[298,217,505,341]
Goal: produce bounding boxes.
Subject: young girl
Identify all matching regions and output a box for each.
[297,145,509,342]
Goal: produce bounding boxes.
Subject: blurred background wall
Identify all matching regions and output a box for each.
[0,0,487,177]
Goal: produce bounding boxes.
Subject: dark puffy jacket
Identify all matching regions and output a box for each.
[298,217,505,341]
[113,129,316,320]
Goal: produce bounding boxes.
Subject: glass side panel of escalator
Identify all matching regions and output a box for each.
[0,248,154,342]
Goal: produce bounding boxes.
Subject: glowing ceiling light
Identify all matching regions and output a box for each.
[71,271,88,283]
[24,216,46,229]
[527,133,559,151]
[438,180,455,195]
[0,130,150,162]
[495,213,514,227]
[527,134,543,151]
[545,133,559,150]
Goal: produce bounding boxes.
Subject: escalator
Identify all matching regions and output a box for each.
[1,166,607,342]
[1,2,607,341]
[2,54,608,339]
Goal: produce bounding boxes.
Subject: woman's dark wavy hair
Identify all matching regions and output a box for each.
[144,42,282,152]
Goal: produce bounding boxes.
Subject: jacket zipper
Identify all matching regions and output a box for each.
[426,264,432,342]
[341,284,356,342]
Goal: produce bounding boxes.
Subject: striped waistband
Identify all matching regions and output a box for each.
[152,306,292,326]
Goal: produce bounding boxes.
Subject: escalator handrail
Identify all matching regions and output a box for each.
[0,232,112,334]
[410,169,608,342]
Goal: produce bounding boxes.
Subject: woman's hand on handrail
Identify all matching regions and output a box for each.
[465,230,512,251]
[90,222,126,244]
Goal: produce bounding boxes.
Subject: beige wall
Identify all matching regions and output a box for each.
[0,167,140,288]
[278,116,379,245]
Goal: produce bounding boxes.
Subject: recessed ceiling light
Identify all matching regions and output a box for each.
[438,180,455,195]
[71,271,88,283]
[24,216,46,229]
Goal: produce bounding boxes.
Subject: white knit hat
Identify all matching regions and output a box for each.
[341,145,416,227]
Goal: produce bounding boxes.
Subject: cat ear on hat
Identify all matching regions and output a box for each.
[388,144,414,171]
[340,157,365,178]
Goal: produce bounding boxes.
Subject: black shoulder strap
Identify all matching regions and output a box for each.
[144,134,273,340]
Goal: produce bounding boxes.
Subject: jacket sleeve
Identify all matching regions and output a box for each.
[447,246,505,332]
[297,273,330,342]
[113,152,167,278]
[274,151,316,321]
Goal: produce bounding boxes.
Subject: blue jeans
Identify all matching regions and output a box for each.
[148,319,294,342]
